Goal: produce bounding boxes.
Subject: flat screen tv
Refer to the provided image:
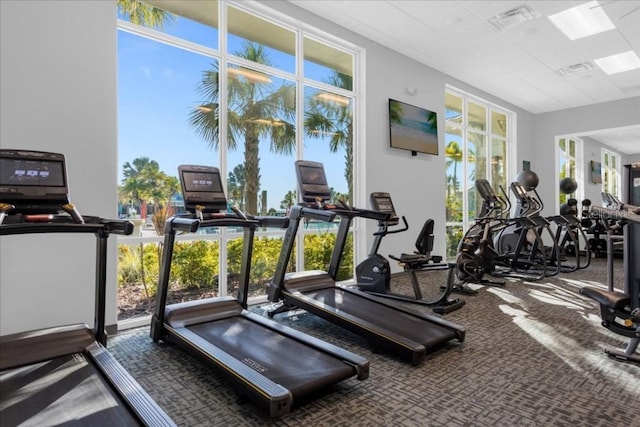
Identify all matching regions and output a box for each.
[388,98,439,156]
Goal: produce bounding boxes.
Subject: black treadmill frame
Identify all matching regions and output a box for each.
[0,220,175,427]
[150,214,369,418]
[267,161,465,364]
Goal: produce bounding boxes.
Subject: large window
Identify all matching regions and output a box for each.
[602,148,621,199]
[444,88,512,259]
[116,1,359,321]
[557,137,583,206]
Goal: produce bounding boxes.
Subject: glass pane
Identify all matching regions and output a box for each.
[569,159,576,179]
[227,6,295,73]
[612,154,616,168]
[491,138,507,196]
[467,132,487,220]
[467,102,486,131]
[445,126,463,223]
[226,64,297,216]
[118,0,219,49]
[559,138,566,152]
[604,152,609,166]
[491,110,506,138]
[246,235,287,297]
[304,232,353,280]
[118,30,217,221]
[304,37,353,90]
[445,92,462,123]
[569,139,575,157]
[117,242,162,320]
[171,239,220,295]
[304,85,353,204]
[446,225,463,260]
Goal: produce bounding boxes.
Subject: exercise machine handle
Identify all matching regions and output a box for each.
[301,207,336,222]
[168,217,201,233]
[373,215,409,236]
[255,216,289,229]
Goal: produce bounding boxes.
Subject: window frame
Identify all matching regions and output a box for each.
[601,147,621,199]
[116,0,364,310]
[444,85,515,259]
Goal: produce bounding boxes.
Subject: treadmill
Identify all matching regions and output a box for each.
[267,160,466,365]
[0,149,175,426]
[150,164,368,418]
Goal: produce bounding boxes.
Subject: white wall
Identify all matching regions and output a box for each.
[0,1,118,334]
[532,97,640,215]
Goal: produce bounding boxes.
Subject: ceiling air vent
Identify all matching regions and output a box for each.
[557,62,595,77]
[488,5,541,31]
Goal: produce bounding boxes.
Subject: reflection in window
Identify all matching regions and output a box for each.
[304,36,353,89]
[304,85,353,204]
[227,5,295,73]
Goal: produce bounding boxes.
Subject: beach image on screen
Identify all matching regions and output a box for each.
[389,99,438,155]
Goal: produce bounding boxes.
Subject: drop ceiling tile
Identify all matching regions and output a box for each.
[574,31,633,61]
[391,0,465,20]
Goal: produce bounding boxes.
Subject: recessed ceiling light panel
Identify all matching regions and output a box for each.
[594,51,640,75]
[548,1,616,40]
[488,5,541,31]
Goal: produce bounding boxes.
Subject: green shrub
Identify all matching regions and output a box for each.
[171,240,219,289]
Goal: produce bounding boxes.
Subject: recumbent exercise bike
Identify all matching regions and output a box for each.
[355,192,464,314]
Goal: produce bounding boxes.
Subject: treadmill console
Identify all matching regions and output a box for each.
[295,160,331,203]
[0,149,70,214]
[178,164,227,213]
[369,192,399,226]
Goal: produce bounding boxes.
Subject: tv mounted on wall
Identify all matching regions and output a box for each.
[388,98,439,156]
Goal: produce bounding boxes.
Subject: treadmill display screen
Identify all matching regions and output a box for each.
[0,158,65,188]
[298,165,328,187]
[182,171,223,193]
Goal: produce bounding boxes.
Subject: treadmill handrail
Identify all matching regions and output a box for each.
[0,217,133,236]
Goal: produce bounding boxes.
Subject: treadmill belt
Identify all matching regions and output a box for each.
[188,316,355,398]
[0,353,140,427]
[305,288,457,347]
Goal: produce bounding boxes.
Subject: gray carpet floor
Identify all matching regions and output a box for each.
[110,257,639,426]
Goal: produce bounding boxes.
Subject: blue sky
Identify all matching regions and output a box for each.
[117,14,349,211]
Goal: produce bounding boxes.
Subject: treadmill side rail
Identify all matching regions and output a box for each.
[88,343,177,427]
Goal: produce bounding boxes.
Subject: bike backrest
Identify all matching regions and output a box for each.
[415,219,434,256]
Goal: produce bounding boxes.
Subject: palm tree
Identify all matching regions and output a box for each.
[120,157,178,215]
[445,141,463,199]
[227,164,246,211]
[280,190,297,213]
[189,42,296,215]
[304,72,354,204]
[117,0,173,28]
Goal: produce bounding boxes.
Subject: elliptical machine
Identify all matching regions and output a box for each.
[355,192,464,314]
